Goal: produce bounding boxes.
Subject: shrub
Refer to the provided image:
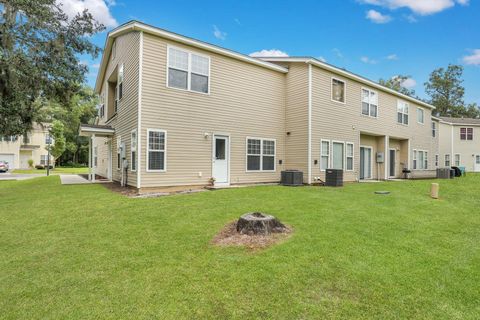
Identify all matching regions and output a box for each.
[27,159,34,168]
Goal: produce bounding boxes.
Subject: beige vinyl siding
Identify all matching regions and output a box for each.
[438,122,480,171]
[140,34,286,187]
[310,65,436,181]
[98,32,140,186]
[284,63,308,181]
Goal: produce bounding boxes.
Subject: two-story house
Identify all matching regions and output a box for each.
[0,122,53,170]
[438,117,480,172]
[80,21,438,192]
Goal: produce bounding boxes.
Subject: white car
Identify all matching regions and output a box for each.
[0,161,9,172]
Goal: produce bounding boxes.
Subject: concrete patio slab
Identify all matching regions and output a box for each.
[60,174,91,185]
[0,173,44,181]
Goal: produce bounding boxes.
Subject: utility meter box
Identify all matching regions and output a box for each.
[376,152,385,163]
[119,142,126,159]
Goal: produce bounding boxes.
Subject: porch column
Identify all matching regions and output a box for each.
[384,135,389,180]
[88,135,92,181]
[92,134,96,183]
[407,139,411,170]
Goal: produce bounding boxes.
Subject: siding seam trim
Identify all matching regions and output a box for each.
[307,63,312,184]
[137,31,143,188]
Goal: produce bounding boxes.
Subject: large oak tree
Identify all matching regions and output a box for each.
[0,0,104,136]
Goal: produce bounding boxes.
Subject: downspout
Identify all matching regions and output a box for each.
[450,124,454,161]
[137,31,143,189]
[307,62,312,185]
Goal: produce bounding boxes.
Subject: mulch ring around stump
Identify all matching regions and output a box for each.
[212,221,293,250]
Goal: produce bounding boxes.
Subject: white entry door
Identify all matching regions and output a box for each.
[474,154,480,172]
[213,135,229,184]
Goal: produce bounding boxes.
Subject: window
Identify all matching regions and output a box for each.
[45,134,52,145]
[435,154,439,167]
[99,93,105,118]
[117,136,122,170]
[131,130,137,171]
[361,89,378,117]
[320,140,330,171]
[432,121,436,137]
[93,146,98,167]
[417,108,424,124]
[168,47,210,94]
[455,154,460,166]
[111,40,116,60]
[413,150,428,170]
[117,64,124,101]
[332,142,344,170]
[460,127,473,140]
[331,78,345,103]
[397,100,409,125]
[346,143,354,171]
[40,155,49,165]
[23,134,30,144]
[246,138,275,171]
[445,154,451,167]
[147,130,166,171]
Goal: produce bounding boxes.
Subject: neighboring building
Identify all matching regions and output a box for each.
[438,117,480,172]
[0,123,53,170]
[80,21,439,191]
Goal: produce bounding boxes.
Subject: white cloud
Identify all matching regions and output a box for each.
[366,9,392,23]
[399,77,417,89]
[358,0,469,15]
[58,0,118,28]
[332,48,344,59]
[361,56,378,64]
[463,49,480,65]
[213,25,227,40]
[386,54,398,60]
[249,49,289,58]
[234,18,241,26]
[317,56,327,62]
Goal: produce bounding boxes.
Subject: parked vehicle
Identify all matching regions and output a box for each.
[0,161,9,172]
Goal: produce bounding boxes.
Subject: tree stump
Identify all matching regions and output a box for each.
[236,212,286,235]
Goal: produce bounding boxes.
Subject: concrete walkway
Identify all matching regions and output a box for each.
[0,173,44,181]
[60,174,91,185]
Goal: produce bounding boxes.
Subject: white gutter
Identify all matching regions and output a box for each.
[307,63,312,185]
[137,31,143,189]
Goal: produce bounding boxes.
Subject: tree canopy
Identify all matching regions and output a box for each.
[0,0,104,136]
[379,75,416,97]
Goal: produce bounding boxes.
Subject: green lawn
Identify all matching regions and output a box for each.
[1,176,479,319]
[12,166,88,175]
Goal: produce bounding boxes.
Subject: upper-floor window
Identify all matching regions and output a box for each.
[246,138,275,171]
[117,64,124,101]
[397,100,409,125]
[361,88,378,117]
[23,134,30,144]
[432,121,436,137]
[460,127,473,140]
[45,134,52,145]
[167,47,210,94]
[331,78,345,103]
[0,135,17,142]
[417,108,424,124]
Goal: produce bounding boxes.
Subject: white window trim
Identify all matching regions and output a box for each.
[360,87,379,118]
[413,149,428,170]
[245,137,276,172]
[345,142,354,171]
[331,140,345,170]
[331,77,346,104]
[460,127,474,141]
[417,107,425,125]
[432,121,437,137]
[445,154,451,167]
[166,45,211,95]
[454,153,461,166]
[117,64,124,101]
[146,129,167,173]
[320,139,330,172]
[397,100,409,126]
[130,129,137,172]
[116,136,121,171]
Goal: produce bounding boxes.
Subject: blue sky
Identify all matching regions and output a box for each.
[78,0,480,104]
